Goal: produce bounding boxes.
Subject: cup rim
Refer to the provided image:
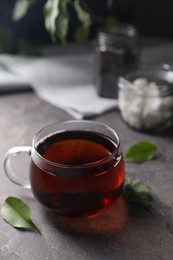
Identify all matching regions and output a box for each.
[31,120,120,170]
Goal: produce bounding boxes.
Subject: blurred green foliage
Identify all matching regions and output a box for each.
[0,0,116,54]
[12,0,116,43]
[0,24,14,53]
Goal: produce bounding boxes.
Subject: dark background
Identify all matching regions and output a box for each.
[0,0,173,53]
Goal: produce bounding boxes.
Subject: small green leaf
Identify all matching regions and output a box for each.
[12,0,30,21]
[124,178,152,210]
[43,0,60,41]
[125,141,158,163]
[55,0,69,43]
[74,0,91,29]
[1,196,41,234]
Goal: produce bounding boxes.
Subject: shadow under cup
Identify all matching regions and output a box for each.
[5,120,125,218]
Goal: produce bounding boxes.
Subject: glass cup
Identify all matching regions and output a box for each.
[4,120,125,218]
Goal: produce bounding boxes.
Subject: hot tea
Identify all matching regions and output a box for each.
[30,130,125,218]
[4,120,125,218]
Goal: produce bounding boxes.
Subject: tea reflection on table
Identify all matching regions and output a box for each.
[46,196,129,237]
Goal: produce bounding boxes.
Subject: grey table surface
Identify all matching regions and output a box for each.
[0,39,173,260]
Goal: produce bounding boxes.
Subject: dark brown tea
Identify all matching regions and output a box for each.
[30,130,125,218]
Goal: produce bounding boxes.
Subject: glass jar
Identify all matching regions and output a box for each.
[118,63,173,132]
[96,23,140,98]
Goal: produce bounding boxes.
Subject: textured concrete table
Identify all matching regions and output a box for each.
[0,40,173,259]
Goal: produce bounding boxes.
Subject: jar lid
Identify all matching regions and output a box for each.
[97,23,138,47]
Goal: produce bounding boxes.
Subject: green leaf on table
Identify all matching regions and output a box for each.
[124,178,152,210]
[124,141,158,163]
[1,196,41,234]
[12,0,30,21]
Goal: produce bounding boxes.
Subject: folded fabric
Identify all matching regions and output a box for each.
[0,64,30,93]
[0,53,117,119]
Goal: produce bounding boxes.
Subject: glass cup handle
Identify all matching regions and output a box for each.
[4,146,32,189]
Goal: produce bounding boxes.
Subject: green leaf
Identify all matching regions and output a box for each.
[124,178,152,210]
[1,196,41,234]
[74,0,91,29]
[12,0,30,21]
[124,141,158,163]
[55,0,69,43]
[43,0,60,41]
[74,25,89,42]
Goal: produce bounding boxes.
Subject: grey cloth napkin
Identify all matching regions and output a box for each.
[0,53,117,119]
